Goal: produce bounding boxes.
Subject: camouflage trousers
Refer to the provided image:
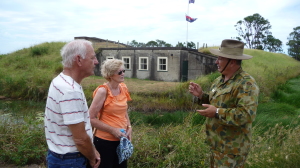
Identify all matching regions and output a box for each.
[210,150,248,168]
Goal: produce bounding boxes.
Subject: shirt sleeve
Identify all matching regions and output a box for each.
[61,90,86,125]
[194,93,210,104]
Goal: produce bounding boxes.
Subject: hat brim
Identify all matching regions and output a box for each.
[209,49,253,60]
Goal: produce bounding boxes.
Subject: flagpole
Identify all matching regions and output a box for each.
[186,21,188,48]
[186,2,189,48]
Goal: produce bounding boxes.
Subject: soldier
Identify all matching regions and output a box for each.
[189,39,259,168]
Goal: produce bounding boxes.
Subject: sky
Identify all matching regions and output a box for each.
[0,0,299,55]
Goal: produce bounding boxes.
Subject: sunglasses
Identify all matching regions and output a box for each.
[118,70,125,75]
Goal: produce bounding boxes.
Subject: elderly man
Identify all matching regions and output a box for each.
[189,39,259,168]
[44,40,100,168]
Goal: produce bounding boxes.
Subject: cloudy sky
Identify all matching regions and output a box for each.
[0,0,299,54]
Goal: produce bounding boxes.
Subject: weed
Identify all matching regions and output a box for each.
[30,46,49,56]
[0,42,300,167]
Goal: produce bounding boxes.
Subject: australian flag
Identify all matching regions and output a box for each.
[189,0,195,3]
[186,15,197,23]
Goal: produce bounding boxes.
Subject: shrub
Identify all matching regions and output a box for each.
[0,108,46,165]
[30,46,49,56]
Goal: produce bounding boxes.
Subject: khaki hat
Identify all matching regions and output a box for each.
[209,39,252,60]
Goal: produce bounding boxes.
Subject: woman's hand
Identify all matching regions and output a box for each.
[111,127,126,139]
[126,127,132,141]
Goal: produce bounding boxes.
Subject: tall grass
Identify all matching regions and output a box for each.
[247,124,300,168]
[0,42,300,167]
[129,117,210,167]
[0,100,46,165]
[1,42,300,110]
[243,49,300,97]
[0,42,65,100]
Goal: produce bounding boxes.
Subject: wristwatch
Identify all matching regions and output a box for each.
[215,108,219,119]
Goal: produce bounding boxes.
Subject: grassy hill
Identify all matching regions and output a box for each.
[1,42,300,112]
[0,42,300,167]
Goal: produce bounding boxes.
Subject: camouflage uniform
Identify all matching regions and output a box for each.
[198,68,259,167]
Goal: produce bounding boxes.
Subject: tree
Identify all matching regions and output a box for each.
[129,40,138,47]
[176,42,185,47]
[286,26,300,61]
[146,41,158,47]
[235,13,272,49]
[262,35,283,53]
[129,40,146,47]
[155,39,172,47]
[175,41,196,49]
[130,39,172,47]
[187,41,196,49]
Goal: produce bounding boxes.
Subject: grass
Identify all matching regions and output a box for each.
[0,100,46,165]
[0,42,300,167]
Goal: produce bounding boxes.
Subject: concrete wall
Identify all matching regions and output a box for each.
[98,48,182,82]
[96,47,217,82]
[188,51,217,80]
[73,36,217,81]
[74,36,130,49]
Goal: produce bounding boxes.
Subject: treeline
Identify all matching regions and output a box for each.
[128,39,198,49]
[128,13,300,61]
[234,13,299,61]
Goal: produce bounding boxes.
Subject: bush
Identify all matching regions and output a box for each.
[0,113,46,165]
[30,46,49,56]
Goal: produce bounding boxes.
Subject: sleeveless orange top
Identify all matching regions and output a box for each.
[93,83,132,141]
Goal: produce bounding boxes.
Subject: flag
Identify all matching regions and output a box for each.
[186,15,197,23]
[189,0,195,3]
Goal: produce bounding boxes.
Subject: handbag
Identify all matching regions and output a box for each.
[92,85,108,135]
[116,130,134,164]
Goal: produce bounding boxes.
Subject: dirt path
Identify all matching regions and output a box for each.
[82,76,181,93]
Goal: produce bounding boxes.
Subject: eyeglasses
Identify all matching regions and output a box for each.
[118,70,125,75]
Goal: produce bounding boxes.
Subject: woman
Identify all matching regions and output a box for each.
[89,59,132,168]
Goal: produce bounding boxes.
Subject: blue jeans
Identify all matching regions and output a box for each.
[47,150,88,168]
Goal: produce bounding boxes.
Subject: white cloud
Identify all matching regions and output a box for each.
[0,0,299,54]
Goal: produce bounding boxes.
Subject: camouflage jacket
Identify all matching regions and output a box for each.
[198,68,259,155]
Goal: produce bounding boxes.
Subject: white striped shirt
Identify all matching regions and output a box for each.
[44,72,93,154]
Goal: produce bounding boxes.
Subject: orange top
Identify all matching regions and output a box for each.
[93,83,132,141]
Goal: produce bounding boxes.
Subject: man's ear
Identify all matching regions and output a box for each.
[75,55,82,66]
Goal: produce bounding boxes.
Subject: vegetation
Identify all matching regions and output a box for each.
[234,13,283,53]
[129,39,172,47]
[0,42,65,101]
[286,26,300,61]
[0,42,300,167]
[128,39,197,49]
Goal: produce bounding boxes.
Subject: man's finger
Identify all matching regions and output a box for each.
[202,104,210,108]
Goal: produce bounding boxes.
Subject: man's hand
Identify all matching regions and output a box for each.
[196,104,217,118]
[91,149,101,168]
[189,82,203,98]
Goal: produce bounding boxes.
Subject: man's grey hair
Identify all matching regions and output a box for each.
[60,39,93,68]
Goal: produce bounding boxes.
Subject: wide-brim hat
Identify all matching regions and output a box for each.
[209,39,252,60]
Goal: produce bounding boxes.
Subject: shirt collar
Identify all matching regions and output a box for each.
[220,67,243,83]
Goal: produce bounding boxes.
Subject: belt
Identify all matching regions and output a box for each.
[49,150,84,159]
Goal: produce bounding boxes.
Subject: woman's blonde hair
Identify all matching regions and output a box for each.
[101,59,124,81]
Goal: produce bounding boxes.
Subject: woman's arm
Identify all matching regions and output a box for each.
[89,87,125,139]
[125,111,132,140]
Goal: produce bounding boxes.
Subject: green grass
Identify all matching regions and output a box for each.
[129,111,206,128]
[0,100,46,165]
[1,42,300,110]
[0,42,300,167]
[0,42,65,100]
